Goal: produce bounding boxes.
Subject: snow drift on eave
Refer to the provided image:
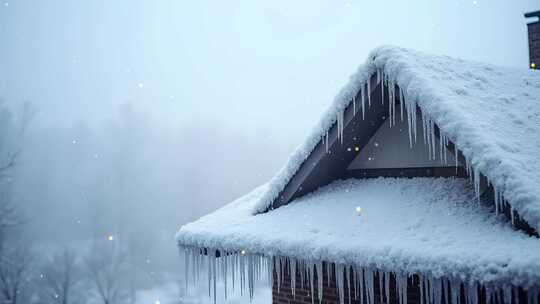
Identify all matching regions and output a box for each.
[253,46,540,231]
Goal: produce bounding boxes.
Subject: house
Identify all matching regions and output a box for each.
[176,17,540,304]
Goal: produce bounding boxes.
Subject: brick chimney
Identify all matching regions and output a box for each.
[525,11,540,69]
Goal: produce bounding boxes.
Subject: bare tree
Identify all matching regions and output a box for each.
[85,240,129,304]
[0,102,34,237]
[0,245,33,304]
[39,248,83,304]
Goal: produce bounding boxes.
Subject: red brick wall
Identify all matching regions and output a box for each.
[271,260,535,304]
[528,21,540,68]
[272,261,420,304]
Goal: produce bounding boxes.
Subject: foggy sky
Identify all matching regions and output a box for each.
[1,0,537,138]
[0,0,538,247]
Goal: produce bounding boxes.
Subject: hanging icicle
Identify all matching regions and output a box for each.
[361,87,366,120]
[367,80,372,107]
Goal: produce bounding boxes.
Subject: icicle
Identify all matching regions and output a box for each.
[359,268,365,304]
[207,251,211,298]
[494,186,500,215]
[421,112,427,146]
[276,256,281,292]
[389,82,396,127]
[232,253,236,292]
[267,256,273,292]
[291,258,297,298]
[388,83,393,127]
[337,110,344,145]
[367,81,372,107]
[317,261,323,303]
[439,133,444,163]
[510,205,516,226]
[434,277,442,304]
[361,87,366,120]
[474,169,481,204]
[430,120,436,161]
[211,252,217,304]
[378,270,384,304]
[527,287,538,304]
[450,279,460,304]
[396,273,402,304]
[353,266,358,300]
[325,131,329,153]
[485,286,493,304]
[346,266,352,304]
[327,262,332,287]
[223,251,228,300]
[402,274,408,304]
[455,144,459,174]
[247,255,254,300]
[336,264,345,304]
[514,286,520,304]
[240,252,245,295]
[406,102,413,148]
[381,73,385,105]
[340,110,344,145]
[369,269,376,304]
[183,248,189,293]
[413,104,418,144]
[309,262,315,304]
[300,260,305,290]
[400,88,404,122]
[420,275,425,304]
[444,135,448,165]
[473,282,479,304]
[385,271,391,304]
[504,285,512,304]
[426,277,431,304]
[393,84,397,126]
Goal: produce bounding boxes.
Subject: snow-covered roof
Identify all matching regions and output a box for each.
[252,46,540,231]
[177,178,540,286]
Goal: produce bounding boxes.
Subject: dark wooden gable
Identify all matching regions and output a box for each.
[267,73,538,236]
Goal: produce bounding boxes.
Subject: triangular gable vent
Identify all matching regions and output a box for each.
[347,109,459,170]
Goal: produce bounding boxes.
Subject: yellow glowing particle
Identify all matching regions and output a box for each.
[354,146,360,151]
[531,62,537,69]
[107,235,114,241]
[355,206,362,215]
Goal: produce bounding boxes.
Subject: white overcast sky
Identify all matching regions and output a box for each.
[0,0,538,139]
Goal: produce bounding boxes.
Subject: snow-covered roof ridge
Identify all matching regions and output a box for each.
[254,46,540,231]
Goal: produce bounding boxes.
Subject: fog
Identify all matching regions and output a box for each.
[0,0,537,303]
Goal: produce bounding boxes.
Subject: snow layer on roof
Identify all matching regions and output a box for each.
[177,178,540,286]
[253,46,540,231]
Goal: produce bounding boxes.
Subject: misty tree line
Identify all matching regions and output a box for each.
[0,102,174,304]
